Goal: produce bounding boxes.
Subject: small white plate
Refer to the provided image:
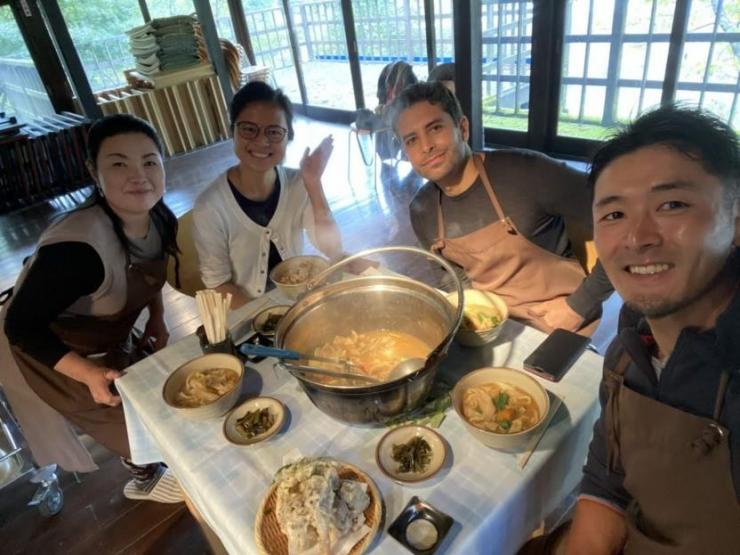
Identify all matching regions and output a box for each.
[375,425,447,484]
[223,397,285,446]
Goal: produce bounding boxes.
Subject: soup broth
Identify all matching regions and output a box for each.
[312,330,431,384]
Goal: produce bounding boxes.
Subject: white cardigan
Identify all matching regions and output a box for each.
[192,166,317,298]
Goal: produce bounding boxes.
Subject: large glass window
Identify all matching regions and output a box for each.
[558,0,676,140]
[354,0,428,110]
[211,0,237,42]
[146,0,194,19]
[147,1,236,42]
[557,0,740,141]
[289,0,354,110]
[481,0,534,133]
[434,0,454,64]
[0,6,55,122]
[675,0,740,130]
[242,1,301,103]
[58,0,143,92]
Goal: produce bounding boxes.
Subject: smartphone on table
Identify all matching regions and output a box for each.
[523,328,590,382]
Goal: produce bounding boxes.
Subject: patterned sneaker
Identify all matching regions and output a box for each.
[123,464,184,503]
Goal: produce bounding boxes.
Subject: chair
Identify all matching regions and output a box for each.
[565,219,598,274]
[166,210,205,297]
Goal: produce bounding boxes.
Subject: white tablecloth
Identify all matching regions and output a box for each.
[117,291,604,555]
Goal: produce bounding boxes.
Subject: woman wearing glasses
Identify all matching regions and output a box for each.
[193,81,342,308]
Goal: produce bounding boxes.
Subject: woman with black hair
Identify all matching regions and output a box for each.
[2,113,182,503]
[193,81,342,308]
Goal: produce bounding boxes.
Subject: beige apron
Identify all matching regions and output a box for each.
[431,154,586,333]
[606,353,740,554]
[10,256,166,460]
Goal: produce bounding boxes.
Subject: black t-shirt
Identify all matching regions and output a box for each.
[228,177,283,274]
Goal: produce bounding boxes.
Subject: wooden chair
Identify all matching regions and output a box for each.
[166,210,205,297]
[565,219,598,274]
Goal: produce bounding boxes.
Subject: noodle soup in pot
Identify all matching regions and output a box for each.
[311,330,432,385]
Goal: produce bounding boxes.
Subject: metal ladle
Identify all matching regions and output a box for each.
[238,343,380,384]
[386,357,427,381]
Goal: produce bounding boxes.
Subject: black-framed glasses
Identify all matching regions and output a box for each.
[235,121,288,143]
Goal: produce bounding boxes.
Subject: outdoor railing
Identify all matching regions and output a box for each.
[0,58,55,123]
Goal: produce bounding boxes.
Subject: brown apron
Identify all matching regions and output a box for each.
[606,352,740,554]
[430,154,586,333]
[10,256,166,459]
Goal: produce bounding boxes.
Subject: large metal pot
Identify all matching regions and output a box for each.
[275,246,464,424]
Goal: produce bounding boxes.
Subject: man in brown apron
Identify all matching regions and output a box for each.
[389,81,613,334]
[559,106,740,553]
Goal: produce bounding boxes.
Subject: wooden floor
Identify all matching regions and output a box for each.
[0,117,424,553]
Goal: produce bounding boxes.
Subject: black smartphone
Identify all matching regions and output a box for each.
[523,328,590,382]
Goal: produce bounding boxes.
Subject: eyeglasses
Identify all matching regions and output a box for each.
[235,121,288,143]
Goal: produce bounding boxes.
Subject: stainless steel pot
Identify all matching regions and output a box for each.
[275,246,464,424]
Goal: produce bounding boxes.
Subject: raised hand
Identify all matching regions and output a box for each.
[300,135,334,189]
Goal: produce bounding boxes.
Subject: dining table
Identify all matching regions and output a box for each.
[116,289,605,555]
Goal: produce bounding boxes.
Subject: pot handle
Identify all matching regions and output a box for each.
[307,245,465,356]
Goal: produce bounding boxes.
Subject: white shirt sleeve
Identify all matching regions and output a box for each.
[192,193,233,289]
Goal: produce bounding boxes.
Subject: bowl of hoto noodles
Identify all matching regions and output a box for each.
[445,289,508,347]
[274,246,464,425]
[452,367,550,451]
[162,353,244,420]
[269,255,331,300]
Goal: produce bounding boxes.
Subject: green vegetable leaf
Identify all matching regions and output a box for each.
[494,392,509,410]
[499,420,511,431]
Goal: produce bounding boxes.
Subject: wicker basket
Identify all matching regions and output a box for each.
[254,462,383,555]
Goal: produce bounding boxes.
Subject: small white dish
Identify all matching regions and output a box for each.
[375,425,447,484]
[223,397,286,446]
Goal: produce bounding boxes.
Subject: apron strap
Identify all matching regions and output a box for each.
[606,350,631,473]
[690,370,733,456]
[435,189,446,242]
[433,152,519,247]
[472,153,519,234]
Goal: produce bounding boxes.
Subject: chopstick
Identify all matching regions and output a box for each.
[517,395,564,470]
[195,290,231,344]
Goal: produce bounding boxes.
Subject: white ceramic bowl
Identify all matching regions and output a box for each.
[375,425,447,484]
[223,396,286,445]
[269,255,330,300]
[452,367,550,452]
[162,353,244,420]
[446,289,508,347]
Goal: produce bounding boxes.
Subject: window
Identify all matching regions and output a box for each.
[289,0,355,110]
[242,1,301,104]
[0,6,55,122]
[555,0,739,144]
[675,0,740,130]
[557,0,676,140]
[481,0,534,133]
[146,0,195,19]
[58,0,143,92]
[434,0,454,64]
[354,0,428,110]
[211,0,237,42]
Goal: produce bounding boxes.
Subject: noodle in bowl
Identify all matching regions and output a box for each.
[162,353,244,420]
[452,367,550,452]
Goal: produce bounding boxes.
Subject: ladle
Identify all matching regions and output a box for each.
[238,343,380,384]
